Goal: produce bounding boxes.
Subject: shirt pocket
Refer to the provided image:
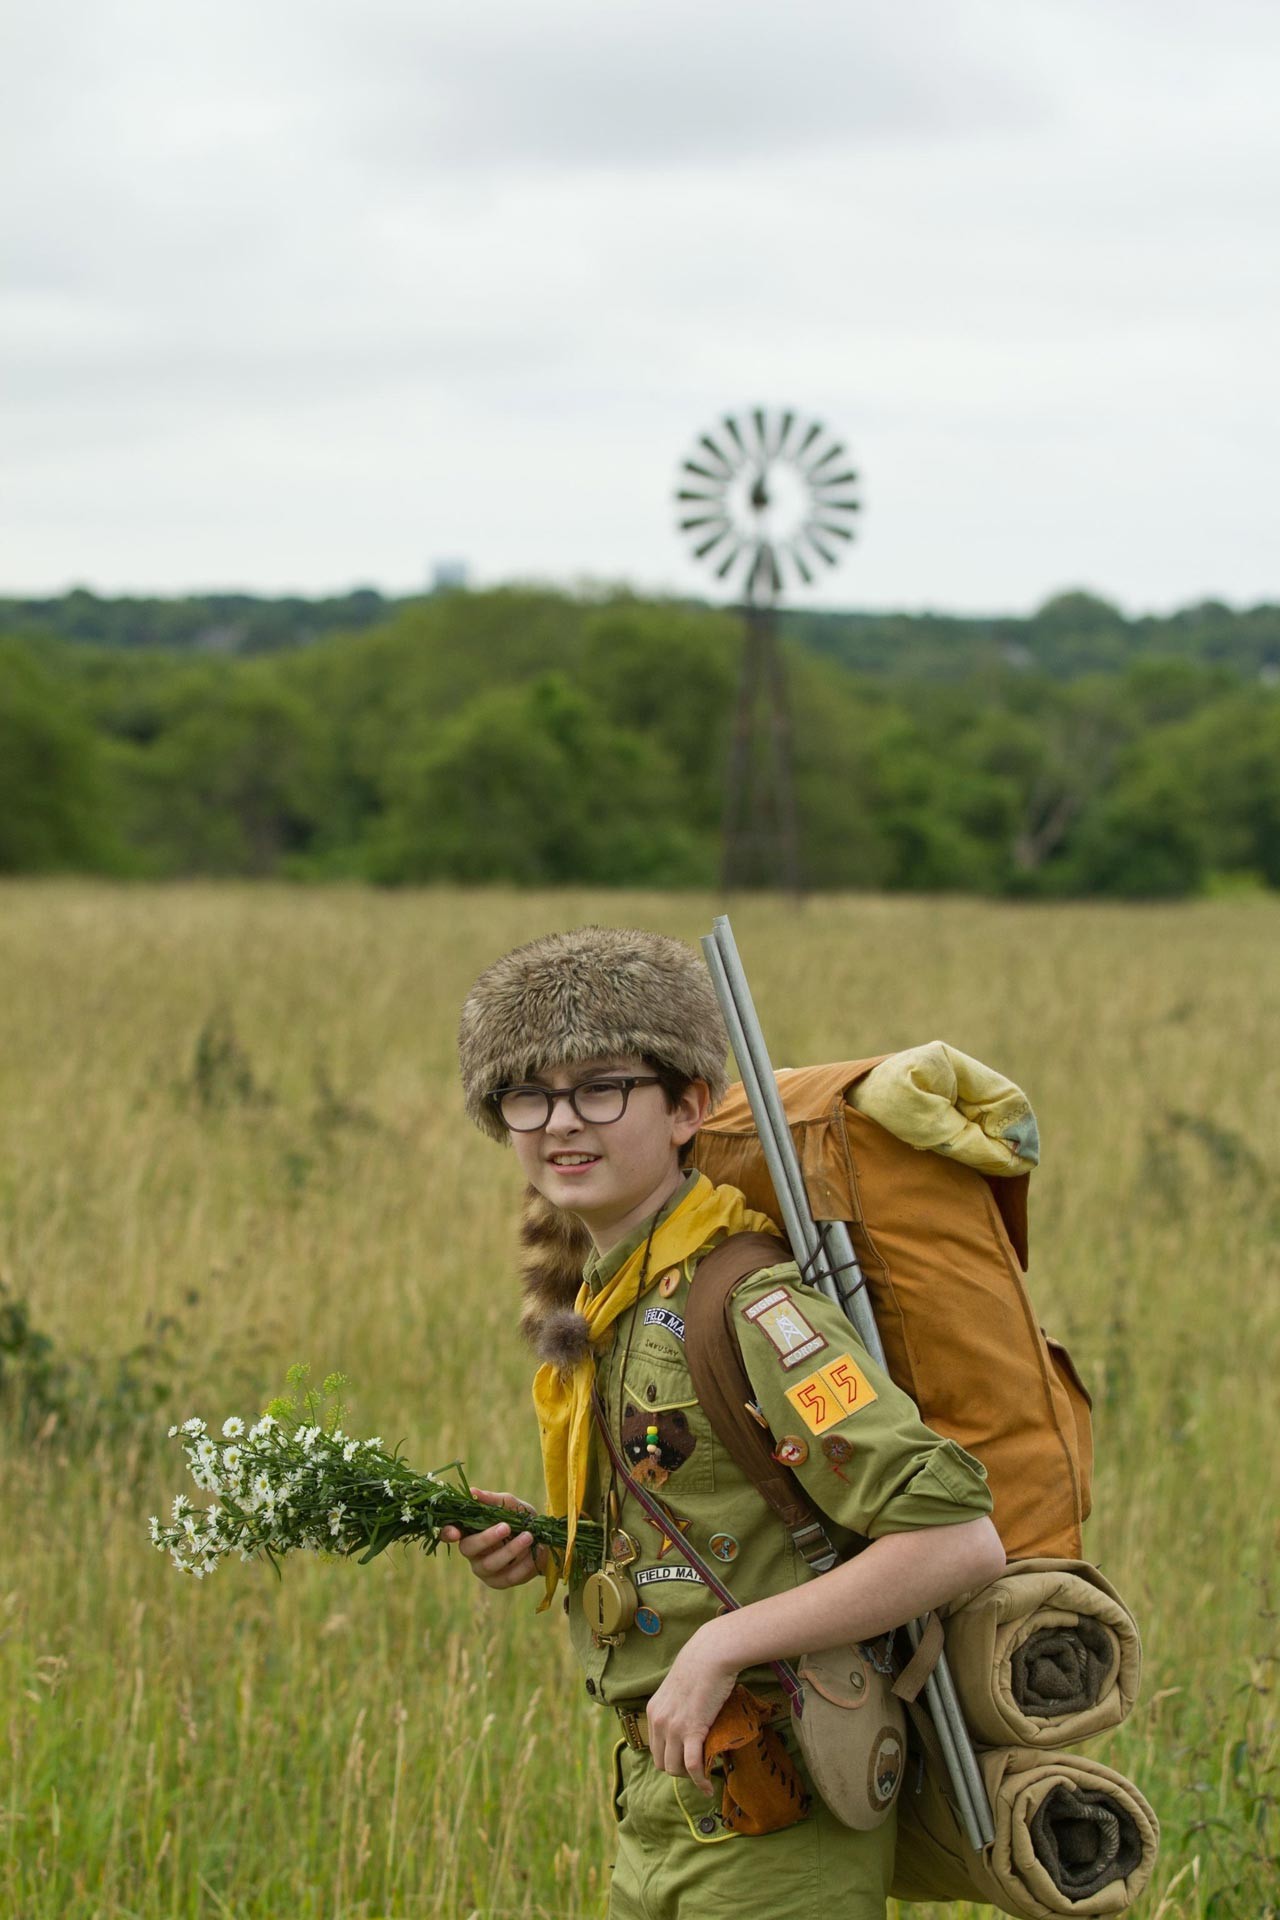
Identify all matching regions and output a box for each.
[617,1350,716,1494]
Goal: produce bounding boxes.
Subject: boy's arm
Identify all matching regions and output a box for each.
[645,1514,1005,1792]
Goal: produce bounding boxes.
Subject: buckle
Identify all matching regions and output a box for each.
[617,1707,646,1751]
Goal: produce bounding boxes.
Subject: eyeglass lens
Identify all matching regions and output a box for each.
[499,1080,632,1131]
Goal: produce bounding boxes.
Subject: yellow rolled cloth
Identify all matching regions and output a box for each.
[943,1558,1142,1748]
[892,1746,1160,1918]
[848,1040,1040,1175]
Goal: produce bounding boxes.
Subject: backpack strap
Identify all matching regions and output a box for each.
[685,1233,840,1574]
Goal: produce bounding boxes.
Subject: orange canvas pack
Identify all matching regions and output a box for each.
[693,1060,1093,1563]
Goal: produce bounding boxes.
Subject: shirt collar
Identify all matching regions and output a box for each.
[582,1169,698,1295]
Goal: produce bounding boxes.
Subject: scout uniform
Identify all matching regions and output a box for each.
[572,1170,992,1920]
[456,926,995,1920]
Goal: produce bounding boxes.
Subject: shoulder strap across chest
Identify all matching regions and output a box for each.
[683,1233,840,1572]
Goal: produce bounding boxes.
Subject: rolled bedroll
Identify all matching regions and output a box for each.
[891,1745,1160,1917]
[942,1559,1142,1750]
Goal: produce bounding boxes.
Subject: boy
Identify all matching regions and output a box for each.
[445,926,1005,1918]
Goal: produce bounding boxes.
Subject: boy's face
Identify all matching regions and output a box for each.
[506,1054,708,1254]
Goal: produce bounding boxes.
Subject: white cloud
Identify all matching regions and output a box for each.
[1,0,1277,608]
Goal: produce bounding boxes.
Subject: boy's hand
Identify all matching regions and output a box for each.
[440,1488,548,1589]
[644,1622,738,1794]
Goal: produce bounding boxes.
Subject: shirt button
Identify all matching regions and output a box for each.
[585,1678,597,1697]
[645,1384,657,1404]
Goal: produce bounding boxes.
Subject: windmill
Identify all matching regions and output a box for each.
[675,408,861,891]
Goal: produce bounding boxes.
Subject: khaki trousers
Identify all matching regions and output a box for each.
[607,1728,896,1920]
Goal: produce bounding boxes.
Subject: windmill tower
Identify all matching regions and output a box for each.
[675,408,861,890]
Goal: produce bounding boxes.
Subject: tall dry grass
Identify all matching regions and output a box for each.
[1,882,1276,1918]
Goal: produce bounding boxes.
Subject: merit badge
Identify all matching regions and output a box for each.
[635,1606,662,1636]
[868,1726,906,1811]
[821,1434,854,1478]
[772,1435,809,1467]
[741,1286,828,1370]
[609,1528,639,1567]
[785,1353,878,1435]
[744,1398,769,1429]
[709,1532,739,1563]
[644,1511,692,1558]
[632,1458,670,1490]
[658,1267,682,1299]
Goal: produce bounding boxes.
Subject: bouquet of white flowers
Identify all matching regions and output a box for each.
[148,1366,602,1579]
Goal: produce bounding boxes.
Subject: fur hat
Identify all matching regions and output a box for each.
[458,924,729,1144]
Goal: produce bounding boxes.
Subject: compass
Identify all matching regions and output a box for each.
[675,407,861,603]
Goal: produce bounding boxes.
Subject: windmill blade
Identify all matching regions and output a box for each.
[698,433,737,476]
[804,441,847,478]
[722,414,750,462]
[714,540,745,580]
[682,460,731,486]
[795,420,824,461]
[803,524,840,567]
[695,526,734,560]
[774,409,797,459]
[811,487,861,510]
[811,519,856,543]
[676,487,726,503]
[812,469,860,491]
[785,540,814,586]
[751,407,771,461]
[679,513,732,535]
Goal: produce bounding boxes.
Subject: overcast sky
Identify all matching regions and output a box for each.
[3,0,1277,613]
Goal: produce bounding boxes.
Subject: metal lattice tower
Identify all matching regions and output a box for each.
[675,407,861,891]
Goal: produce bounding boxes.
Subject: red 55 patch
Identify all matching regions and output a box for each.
[785,1353,878,1434]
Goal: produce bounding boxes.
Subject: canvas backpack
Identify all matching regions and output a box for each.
[691,1058,1093,1563]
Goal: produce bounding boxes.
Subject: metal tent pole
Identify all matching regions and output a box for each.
[701,915,996,1852]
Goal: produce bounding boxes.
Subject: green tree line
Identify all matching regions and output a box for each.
[3,587,1278,896]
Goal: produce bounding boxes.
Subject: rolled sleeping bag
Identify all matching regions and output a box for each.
[892,1745,1160,1918]
[942,1558,1141,1749]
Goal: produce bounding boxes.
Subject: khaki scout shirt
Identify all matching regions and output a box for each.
[568,1173,993,1707]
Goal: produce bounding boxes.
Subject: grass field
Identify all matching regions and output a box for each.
[1,882,1276,1919]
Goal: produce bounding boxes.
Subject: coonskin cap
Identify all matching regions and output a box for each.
[458,925,729,1142]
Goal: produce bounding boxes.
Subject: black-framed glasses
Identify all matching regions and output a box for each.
[485,1075,664,1133]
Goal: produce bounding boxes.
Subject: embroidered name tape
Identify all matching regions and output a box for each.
[742,1286,828,1370]
[634,1564,704,1587]
[643,1306,686,1342]
[785,1353,878,1435]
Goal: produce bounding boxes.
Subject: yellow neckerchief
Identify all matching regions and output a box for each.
[532,1170,777,1607]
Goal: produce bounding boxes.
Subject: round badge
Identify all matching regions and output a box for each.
[868,1726,906,1810]
[773,1435,809,1467]
[709,1532,739,1563]
[635,1606,662,1636]
[821,1435,854,1467]
[658,1268,682,1298]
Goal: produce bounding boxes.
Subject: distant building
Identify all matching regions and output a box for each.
[430,560,469,594]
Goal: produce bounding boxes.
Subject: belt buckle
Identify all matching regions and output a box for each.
[618,1708,644,1752]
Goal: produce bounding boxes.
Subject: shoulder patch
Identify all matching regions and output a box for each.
[740,1286,828,1370]
[785,1354,878,1434]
